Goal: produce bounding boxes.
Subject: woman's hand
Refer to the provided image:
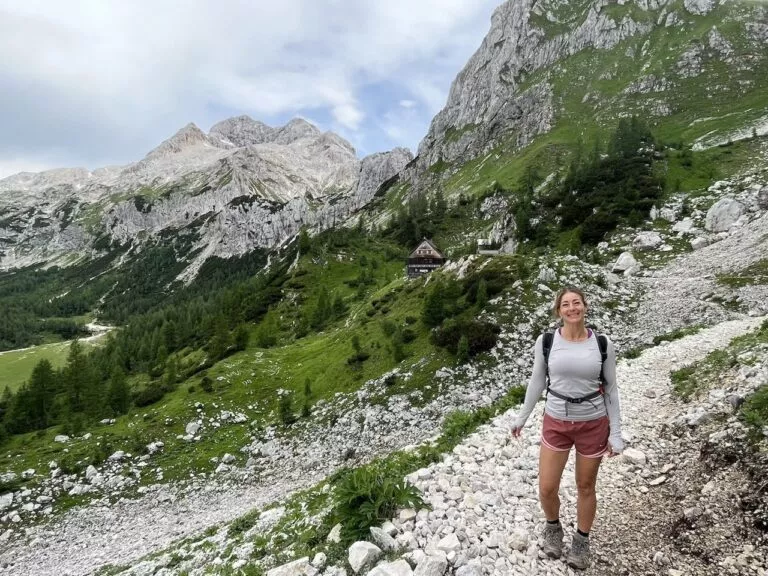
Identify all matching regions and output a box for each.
[510,418,524,438]
[606,442,621,457]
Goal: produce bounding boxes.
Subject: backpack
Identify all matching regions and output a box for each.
[542,329,608,405]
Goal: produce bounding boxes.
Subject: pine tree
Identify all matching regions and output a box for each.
[234,324,250,351]
[108,367,130,416]
[28,359,55,429]
[422,283,446,327]
[64,340,88,415]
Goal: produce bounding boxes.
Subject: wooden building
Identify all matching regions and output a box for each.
[406,239,445,278]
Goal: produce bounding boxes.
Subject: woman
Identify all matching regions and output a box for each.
[511,286,623,570]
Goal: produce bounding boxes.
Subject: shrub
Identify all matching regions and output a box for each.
[432,318,500,356]
[400,328,417,343]
[742,386,768,431]
[278,393,296,426]
[134,385,165,407]
[228,509,260,537]
[332,464,424,543]
[200,376,214,393]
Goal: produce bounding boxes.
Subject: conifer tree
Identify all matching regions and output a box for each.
[234,324,250,351]
[108,367,130,416]
[28,359,55,429]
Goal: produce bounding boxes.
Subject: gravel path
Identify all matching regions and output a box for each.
[392,316,766,576]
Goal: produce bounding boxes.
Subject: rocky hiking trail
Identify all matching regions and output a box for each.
[364,316,766,576]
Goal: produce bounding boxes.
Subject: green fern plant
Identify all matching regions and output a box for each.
[333,464,424,542]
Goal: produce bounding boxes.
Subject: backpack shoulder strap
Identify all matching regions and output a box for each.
[542,331,554,389]
[542,331,554,364]
[596,333,608,385]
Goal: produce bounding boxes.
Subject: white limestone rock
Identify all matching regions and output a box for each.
[612,252,641,276]
[108,451,126,462]
[690,237,709,250]
[327,523,343,544]
[367,559,414,576]
[413,555,448,576]
[437,533,461,553]
[369,526,398,552]
[0,493,13,511]
[683,0,717,16]
[705,198,746,232]
[348,541,383,573]
[266,557,319,576]
[185,421,201,436]
[53,435,70,443]
[622,448,647,466]
[632,231,663,251]
[672,217,695,234]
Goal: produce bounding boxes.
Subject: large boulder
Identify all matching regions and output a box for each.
[612,252,641,276]
[705,198,746,232]
[632,231,663,251]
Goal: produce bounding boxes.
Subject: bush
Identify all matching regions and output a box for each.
[278,393,296,426]
[332,464,424,543]
[134,385,165,407]
[200,376,214,393]
[400,328,417,343]
[228,509,260,537]
[742,386,768,431]
[432,318,500,356]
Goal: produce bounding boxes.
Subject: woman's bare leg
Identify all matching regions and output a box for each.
[539,445,570,520]
[574,452,603,532]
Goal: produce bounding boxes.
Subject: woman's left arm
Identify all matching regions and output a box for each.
[602,338,624,454]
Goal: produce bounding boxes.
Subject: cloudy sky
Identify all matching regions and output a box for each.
[0,0,501,178]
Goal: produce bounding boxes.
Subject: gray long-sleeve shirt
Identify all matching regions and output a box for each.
[516,329,624,452]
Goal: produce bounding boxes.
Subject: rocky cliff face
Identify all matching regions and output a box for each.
[0,118,412,276]
[406,0,765,187]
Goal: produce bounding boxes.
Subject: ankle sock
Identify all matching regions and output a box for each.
[546,519,560,526]
[577,529,589,538]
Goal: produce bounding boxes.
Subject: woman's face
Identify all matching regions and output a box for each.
[558,292,586,326]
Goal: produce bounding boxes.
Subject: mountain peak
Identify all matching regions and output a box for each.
[209,115,275,148]
[144,122,210,160]
[272,118,321,145]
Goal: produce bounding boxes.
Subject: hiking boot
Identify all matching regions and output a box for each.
[542,522,564,558]
[566,532,590,570]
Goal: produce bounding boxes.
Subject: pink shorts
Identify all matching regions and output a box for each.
[541,412,609,458]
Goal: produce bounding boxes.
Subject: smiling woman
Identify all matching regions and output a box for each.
[510,285,624,571]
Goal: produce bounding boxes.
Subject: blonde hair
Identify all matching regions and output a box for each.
[552,286,588,320]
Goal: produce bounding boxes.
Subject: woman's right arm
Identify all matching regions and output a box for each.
[511,334,547,436]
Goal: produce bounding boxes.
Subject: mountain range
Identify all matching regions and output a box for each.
[1,1,768,574]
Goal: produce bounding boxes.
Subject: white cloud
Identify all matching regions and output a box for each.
[332,103,365,130]
[0,0,500,171]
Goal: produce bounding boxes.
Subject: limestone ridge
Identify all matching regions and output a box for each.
[405,0,760,187]
[0,117,412,277]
